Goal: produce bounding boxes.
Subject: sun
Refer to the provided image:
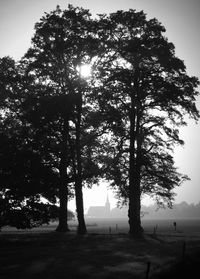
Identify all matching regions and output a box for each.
[79,64,91,78]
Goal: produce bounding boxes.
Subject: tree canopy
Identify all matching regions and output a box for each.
[93,9,199,236]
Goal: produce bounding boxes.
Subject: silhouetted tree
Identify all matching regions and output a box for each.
[0,57,62,229]
[22,5,99,233]
[95,10,199,237]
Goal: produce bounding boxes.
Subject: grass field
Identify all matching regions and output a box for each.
[1,218,200,279]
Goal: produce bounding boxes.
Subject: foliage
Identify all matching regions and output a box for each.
[0,56,63,229]
[91,9,199,236]
[94,9,199,206]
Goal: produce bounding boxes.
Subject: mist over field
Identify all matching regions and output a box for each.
[3,215,200,236]
[85,201,200,219]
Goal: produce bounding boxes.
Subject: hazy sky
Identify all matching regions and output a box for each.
[1,0,200,209]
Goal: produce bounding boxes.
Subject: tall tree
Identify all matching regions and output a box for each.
[22,5,99,233]
[95,10,199,237]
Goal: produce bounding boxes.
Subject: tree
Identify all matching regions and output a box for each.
[0,57,63,230]
[95,10,199,237]
[22,5,99,233]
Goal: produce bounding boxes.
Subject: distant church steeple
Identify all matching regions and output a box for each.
[105,194,110,212]
[87,194,111,217]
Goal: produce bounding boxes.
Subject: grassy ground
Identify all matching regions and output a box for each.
[0,228,200,279]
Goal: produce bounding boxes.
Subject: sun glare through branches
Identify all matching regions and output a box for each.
[78,64,92,78]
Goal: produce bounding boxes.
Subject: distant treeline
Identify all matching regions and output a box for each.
[142,202,200,219]
[109,202,200,219]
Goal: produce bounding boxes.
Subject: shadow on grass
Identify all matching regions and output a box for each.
[0,231,199,279]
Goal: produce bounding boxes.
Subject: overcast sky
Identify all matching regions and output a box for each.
[1,0,200,209]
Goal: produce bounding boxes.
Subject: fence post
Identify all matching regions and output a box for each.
[146,261,151,279]
[182,241,186,262]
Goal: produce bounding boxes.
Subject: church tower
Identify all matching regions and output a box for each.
[105,194,110,212]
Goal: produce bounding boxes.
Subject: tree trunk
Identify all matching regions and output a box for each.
[75,177,87,234]
[56,176,70,232]
[128,165,143,237]
[128,138,143,238]
[75,93,87,235]
[56,118,70,232]
[128,86,143,238]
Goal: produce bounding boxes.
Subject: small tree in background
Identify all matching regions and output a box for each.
[0,56,62,229]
